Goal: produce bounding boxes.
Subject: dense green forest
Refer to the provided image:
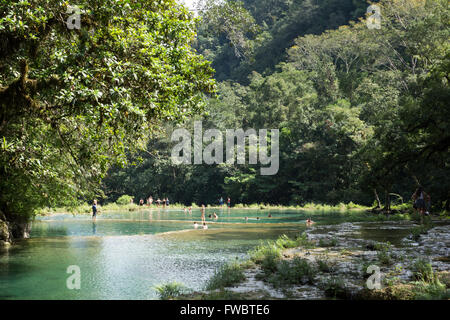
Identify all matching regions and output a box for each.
[1,0,449,235]
[0,0,215,236]
[102,0,449,210]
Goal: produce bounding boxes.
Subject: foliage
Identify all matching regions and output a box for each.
[268,257,316,287]
[321,276,349,299]
[0,0,216,227]
[116,195,133,206]
[250,242,282,274]
[319,238,338,248]
[205,260,246,290]
[155,281,190,300]
[375,241,394,265]
[4,0,450,221]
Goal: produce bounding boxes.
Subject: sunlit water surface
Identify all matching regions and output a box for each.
[0,208,406,299]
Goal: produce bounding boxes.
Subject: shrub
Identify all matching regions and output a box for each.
[250,243,283,267]
[116,195,134,205]
[375,242,393,265]
[322,277,349,299]
[205,261,246,291]
[410,223,433,241]
[319,237,338,247]
[268,257,316,287]
[413,281,449,300]
[154,282,190,300]
[412,259,435,283]
[317,259,332,273]
[275,234,300,249]
[296,232,316,248]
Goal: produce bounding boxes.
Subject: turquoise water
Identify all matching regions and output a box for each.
[0,208,315,300]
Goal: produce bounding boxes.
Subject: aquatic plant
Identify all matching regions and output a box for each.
[268,257,316,287]
[412,258,436,283]
[296,232,316,248]
[317,259,332,273]
[154,282,190,300]
[205,261,246,291]
[321,276,349,299]
[318,237,338,247]
[375,242,394,265]
[410,223,433,241]
[413,280,449,300]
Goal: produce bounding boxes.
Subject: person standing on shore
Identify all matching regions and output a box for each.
[227,197,231,208]
[219,197,224,207]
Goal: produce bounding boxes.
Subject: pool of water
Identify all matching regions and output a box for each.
[0,208,412,300]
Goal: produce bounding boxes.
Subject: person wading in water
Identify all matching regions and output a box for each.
[201,205,206,223]
[412,186,431,224]
[92,200,98,221]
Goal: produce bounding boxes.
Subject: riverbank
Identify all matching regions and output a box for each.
[165,220,450,300]
[35,202,371,215]
[36,201,428,217]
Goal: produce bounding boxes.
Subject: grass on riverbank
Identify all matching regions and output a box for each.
[362,259,449,300]
[35,201,417,216]
[157,232,450,300]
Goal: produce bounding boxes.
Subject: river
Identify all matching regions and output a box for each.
[0,208,424,299]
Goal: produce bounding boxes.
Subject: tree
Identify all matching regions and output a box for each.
[0,0,216,238]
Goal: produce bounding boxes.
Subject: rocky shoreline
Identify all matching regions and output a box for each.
[190,220,450,300]
[0,214,31,247]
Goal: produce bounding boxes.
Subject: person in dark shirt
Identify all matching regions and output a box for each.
[92,200,98,221]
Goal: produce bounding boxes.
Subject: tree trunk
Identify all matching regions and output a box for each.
[374,189,381,208]
[384,190,391,213]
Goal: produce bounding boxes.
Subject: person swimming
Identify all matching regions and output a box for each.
[306,218,315,226]
[202,222,208,230]
[208,214,212,219]
[244,216,248,222]
[194,222,198,229]
[268,213,272,218]
[213,212,218,219]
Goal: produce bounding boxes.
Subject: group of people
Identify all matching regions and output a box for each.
[91,186,432,227]
[137,196,170,208]
[219,197,232,208]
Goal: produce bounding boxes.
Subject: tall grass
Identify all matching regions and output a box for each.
[205,261,246,290]
[154,282,190,300]
[268,257,316,287]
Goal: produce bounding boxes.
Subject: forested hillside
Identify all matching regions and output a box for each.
[103,0,449,211]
